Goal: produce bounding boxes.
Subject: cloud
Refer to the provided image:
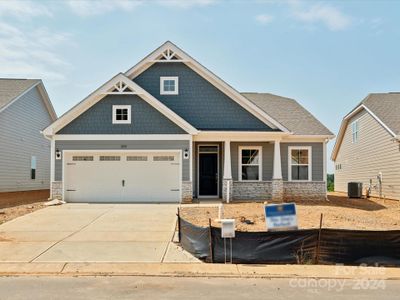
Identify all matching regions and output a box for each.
[0,22,71,81]
[65,0,142,16]
[255,14,274,25]
[157,0,217,8]
[65,0,216,16]
[0,0,52,19]
[291,3,351,31]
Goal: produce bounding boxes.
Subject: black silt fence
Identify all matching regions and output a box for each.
[211,227,317,264]
[179,216,400,266]
[179,218,210,260]
[318,229,400,266]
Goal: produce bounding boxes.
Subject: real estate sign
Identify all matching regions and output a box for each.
[264,203,298,231]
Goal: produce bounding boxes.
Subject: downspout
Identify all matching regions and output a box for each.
[324,138,329,201]
[41,131,54,199]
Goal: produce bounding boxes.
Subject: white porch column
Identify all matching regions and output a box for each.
[50,137,55,199]
[223,140,232,179]
[272,139,283,202]
[223,140,232,202]
[272,139,282,180]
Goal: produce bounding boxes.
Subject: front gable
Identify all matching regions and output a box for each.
[44,42,290,137]
[57,94,186,134]
[43,73,198,137]
[126,41,289,132]
[133,62,275,131]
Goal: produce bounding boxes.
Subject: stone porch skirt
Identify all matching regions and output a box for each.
[52,180,326,202]
[231,180,326,201]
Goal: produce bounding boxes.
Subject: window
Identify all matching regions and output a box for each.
[30,156,36,180]
[289,147,312,181]
[239,147,262,181]
[160,77,178,95]
[99,156,121,161]
[127,156,148,161]
[153,156,175,161]
[72,156,94,161]
[112,105,131,124]
[351,120,359,143]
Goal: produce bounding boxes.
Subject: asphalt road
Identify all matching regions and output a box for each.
[0,276,398,299]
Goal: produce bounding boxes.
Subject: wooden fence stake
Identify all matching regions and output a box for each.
[315,213,323,264]
[177,208,181,243]
[208,218,214,263]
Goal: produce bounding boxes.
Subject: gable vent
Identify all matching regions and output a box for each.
[105,81,138,95]
[155,49,183,62]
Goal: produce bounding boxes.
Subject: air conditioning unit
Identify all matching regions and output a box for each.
[348,182,363,198]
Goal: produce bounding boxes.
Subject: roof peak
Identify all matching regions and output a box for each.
[0,78,40,81]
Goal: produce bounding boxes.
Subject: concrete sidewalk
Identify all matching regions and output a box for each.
[0,262,399,279]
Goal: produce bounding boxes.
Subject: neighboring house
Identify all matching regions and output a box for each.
[332,93,400,200]
[42,42,333,203]
[0,79,57,193]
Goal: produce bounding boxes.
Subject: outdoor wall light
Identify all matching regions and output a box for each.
[183,149,189,159]
[55,149,62,160]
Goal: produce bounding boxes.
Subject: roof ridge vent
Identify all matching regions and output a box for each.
[388,92,400,94]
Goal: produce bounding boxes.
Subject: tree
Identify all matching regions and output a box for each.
[327,174,334,192]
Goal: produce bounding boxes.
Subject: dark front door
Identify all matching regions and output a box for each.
[199,153,218,196]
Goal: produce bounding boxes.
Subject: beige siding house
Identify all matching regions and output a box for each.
[332,93,400,200]
[0,79,57,193]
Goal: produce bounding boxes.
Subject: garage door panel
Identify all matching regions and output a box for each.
[64,152,181,203]
[65,156,124,202]
[122,155,180,202]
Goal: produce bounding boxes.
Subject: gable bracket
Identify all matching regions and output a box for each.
[103,80,140,95]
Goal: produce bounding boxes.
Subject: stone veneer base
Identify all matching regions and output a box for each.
[229,181,326,201]
[222,179,233,202]
[283,181,327,201]
[232,181,272,201]
[51,181,63,200]
[181,181,193,203]
[51,180,326,203]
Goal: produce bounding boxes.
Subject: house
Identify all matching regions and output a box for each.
[332,93,400,200]
[0,79,57,195]
[42,42,333,203]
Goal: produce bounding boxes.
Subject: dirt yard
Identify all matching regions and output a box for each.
[0,190,48,225]
[180,192,400,231]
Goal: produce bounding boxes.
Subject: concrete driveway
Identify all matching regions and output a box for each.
[0,204,197,263]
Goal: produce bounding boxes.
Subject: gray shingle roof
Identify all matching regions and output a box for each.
[0,79,40,111]
[241,92,333,135]
[361,93,400,136]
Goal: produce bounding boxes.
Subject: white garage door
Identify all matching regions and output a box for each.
[63,151,181,203]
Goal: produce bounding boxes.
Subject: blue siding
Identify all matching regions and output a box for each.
[57,95,186,134]
[134,63,275,131]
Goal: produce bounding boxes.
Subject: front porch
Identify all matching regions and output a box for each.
[185,132,328,203]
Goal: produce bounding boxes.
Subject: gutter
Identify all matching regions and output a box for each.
[40,130,53,141]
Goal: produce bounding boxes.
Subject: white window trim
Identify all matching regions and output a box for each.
[31,156,37,180]
[288,146,312,182]
[160,76,179,95]
[238,146,262,182]
[351,119,359,143]
[112,105,131,124]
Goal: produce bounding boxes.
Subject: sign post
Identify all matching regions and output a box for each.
[264,203,298,231]
[221,219,235,264]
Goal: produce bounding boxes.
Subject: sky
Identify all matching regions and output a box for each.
[1,0,400,173]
